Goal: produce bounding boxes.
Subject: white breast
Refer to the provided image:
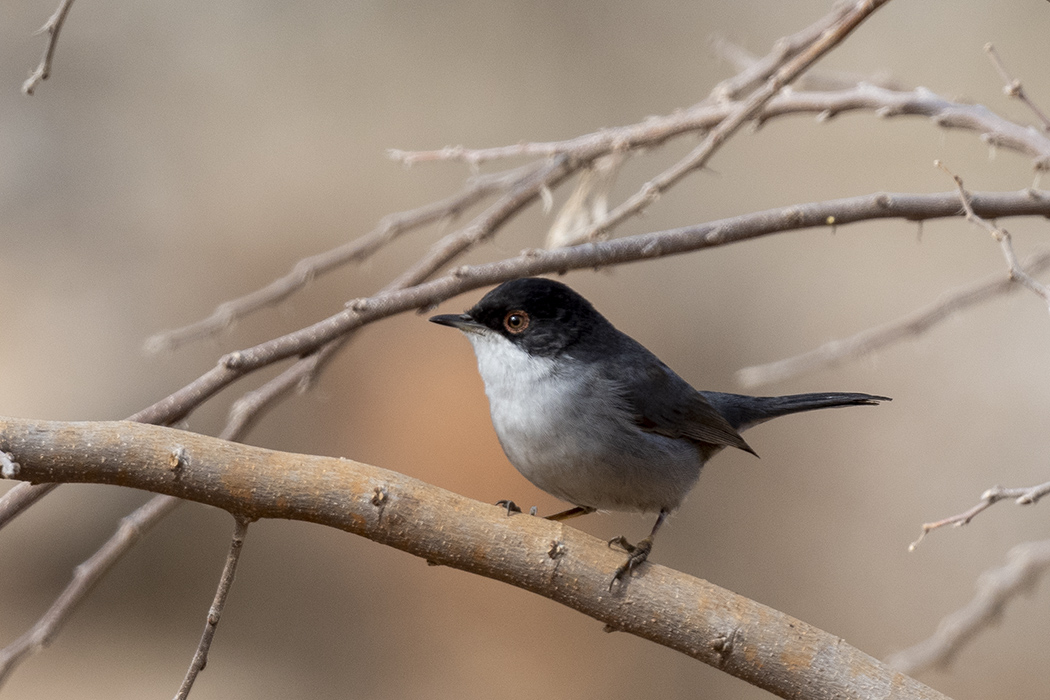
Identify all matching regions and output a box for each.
[464,331,702,513]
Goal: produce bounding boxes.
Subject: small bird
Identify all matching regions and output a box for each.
[431,277,888,586]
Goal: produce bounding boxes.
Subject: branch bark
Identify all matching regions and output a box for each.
[0,416,950,700]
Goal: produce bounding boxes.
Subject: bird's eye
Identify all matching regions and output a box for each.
[503,310,530,334]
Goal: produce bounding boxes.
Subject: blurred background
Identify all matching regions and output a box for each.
[2,1,1049,698]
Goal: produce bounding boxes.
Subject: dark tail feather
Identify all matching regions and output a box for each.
[699,391,890,432]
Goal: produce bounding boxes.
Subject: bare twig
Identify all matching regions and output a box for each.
[908,480,1050,551]
[22,0,76,95]
[0,417,951,700]
[391,84,1050,173]
[124,188,1050,430]
[174,517,250,700]
[708,2,858,101]
[384,155,575,290]
[0,494,181,686]
[738,250,1050,387]
[145,164,543,352]
[984,43,1050,132]
[938,161,1050,310]
[889,539,1050,674]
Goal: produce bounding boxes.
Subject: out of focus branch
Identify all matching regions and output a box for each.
[888,539,1050,675]
[0,493,181,686]
[144,163,545,353]
[737,249,1050,387]
[22,0,75,95]
[0,417,950,700]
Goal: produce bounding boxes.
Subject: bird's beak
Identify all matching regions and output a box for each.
[429,313,486,333]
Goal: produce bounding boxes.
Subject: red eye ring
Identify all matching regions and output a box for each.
[503,310,530,334]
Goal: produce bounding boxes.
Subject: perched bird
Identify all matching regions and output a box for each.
[431,277,888,586]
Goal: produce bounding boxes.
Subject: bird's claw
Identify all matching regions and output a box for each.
[495,499,522,515]
[495,500,539,516]
[608,536,653,589]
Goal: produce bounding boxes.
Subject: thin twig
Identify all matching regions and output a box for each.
[708,2,856,101]
[386,154,574,289]
[984,43,1050,132]
[0,494,181,687]
[938,161,1050,310]
[145,164,542,352]
[174,517,250,700]
[888,539,1050,674]
[909,479,1050,551]
[712,37,906,94]
[738,250,1050,387]
[22,0,76,95]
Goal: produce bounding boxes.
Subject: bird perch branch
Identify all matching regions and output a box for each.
[0,416,950,700]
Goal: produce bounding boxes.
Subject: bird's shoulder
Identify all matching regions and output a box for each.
[596,335,754,454]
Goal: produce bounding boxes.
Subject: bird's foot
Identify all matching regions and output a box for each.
[495,500,538,516]
[608,536,653,589]
[495,499,521,515]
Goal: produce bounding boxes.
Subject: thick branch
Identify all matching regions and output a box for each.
[0,417,949,700]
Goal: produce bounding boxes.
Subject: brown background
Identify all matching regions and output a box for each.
[2,1,1049,698]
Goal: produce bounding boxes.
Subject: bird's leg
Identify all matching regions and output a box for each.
[546,505,596,521]
[610,509,669,588]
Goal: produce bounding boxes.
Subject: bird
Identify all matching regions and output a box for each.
[430,277,889,586]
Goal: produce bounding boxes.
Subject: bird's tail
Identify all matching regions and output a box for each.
[699,391,890,432]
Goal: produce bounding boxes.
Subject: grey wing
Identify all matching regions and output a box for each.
[617,359,757,456]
